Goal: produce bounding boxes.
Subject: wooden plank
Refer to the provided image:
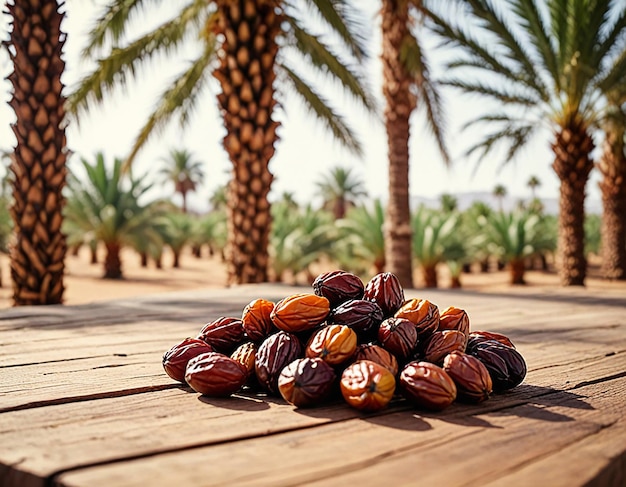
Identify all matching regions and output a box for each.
[1,351,623,487]
[53,376,626,487]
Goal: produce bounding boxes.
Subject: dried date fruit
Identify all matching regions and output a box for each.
[395,298,440,339]
[162,337,214,383]
[354,344,399,376]
[363,272,405,317]
[377,317,418,362]
[306,325,357,365]
[468,330,516,349]
[438,306,470,339]
[469,341,527,392]
[422,330,466,365]
[340,360,396,412]
[330,299,384,339]
[399,361,457,410]
[255,331,303,394]
[313,270,364,308]
[242,298,275,342]
[443,351,492,403]
[197,316,245,353]
[230,341,257,380]
[185,352,248,396]
[278,358,336,408]
[271,293,330,333]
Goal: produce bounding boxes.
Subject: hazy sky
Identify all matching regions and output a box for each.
[0,1,604,213]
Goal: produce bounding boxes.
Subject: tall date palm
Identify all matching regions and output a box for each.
[159,149,205,214]
[5,0,68,305]
[381,0,449,289]
[426,0,626,285]
[67,0,374,285]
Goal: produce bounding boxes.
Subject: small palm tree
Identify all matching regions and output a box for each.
[208,185,228,213]
[336,199,386,276]
[411,207,461,288]
[159,149,205,213]
[64,153,160,279]
[316,166,367,219]
[484,211,555,285]
[493,185,507,212]
[160,211,196,268]
[440,193,458,213]
[527,176,541,198]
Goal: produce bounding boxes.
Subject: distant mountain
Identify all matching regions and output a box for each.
[410,191,602,215]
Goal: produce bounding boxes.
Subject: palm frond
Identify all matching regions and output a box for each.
[124,39,217,171]
[285,18,376,112]
[67,1,207,117]
[400,33,450,166]
[294,0,368,61]
[279,63,363,156]
[443,78,540,106]
[464,123,537,169]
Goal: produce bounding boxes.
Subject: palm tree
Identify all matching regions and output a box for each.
[493,184,507,212]
[381,0,449,289]
[209,184,228,213]
[527,175,541,198]
[315,166,367,219]
[64,153,161,279]
[425,0,626,286]
[597,98,626,279]
[67,0,374,285]
[484,211,556,285]
[159,149,205,213]
[6,0,68,305]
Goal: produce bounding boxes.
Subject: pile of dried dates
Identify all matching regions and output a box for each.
[163,270,527,412]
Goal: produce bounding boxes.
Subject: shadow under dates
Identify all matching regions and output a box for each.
[198,394,270,411]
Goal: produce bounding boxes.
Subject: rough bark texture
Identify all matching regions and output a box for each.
[382,0,415,289]
[6,0,67,305]
[597,127,626,280]
[215,0,281,285]
[552,120,594,286]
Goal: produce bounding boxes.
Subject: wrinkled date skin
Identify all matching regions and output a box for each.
[184,352,248,397]
[469,341,527,392]
[163,337,214,383]
[306,325,357,365]
[395,298,440,339]
[399,361,457,410]
[330,299,384,341]
[363,272,405,317]
[443,351,492,403]
[468,331,516,350]
[438,306,470,341]
[278,358,337,408]
[270,293,330,333]
[313,270,365,308]
[197,317,245,354]
[340,360,396,412]
[255,331,303,394]
[422,330,466,365]
[354,344,399,376]
[230,341,257,380]
[241,299,275,342]
[377,317,418,362]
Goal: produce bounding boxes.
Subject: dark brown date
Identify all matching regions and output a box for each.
[278,358,336,407]
[468,330,516,349]
[255,331,303,394]
[377,317,418,362]
[354,344,399,376]
[313,270,364,308]
[329,299,384,340]
[363,272,405,317]
[197,316,245,353]
[162,337,213,383]
[399,361,457,410]
[443,351,492,403]
[184,352,248,396]
[421,330,466,365]
[468,341,527,391]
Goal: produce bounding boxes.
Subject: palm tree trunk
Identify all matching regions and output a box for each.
[381,0,415,289]
[140,251,148,267]
[181,191,188,214]
[597,127,626,280]
[552,121,594,286]
[89,240,98,264]
[104,242,122,279]
[172,250,180,268]
[7,0,67,305]
[215,0,281,284]
[509,258,526,285]
[422,264,438,288]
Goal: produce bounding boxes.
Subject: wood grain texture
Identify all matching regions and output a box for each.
[0,284,624,487]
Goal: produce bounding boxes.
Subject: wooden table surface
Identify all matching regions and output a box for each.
[1,283,625,487]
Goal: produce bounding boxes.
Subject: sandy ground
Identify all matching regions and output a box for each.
[0,246,624,308]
